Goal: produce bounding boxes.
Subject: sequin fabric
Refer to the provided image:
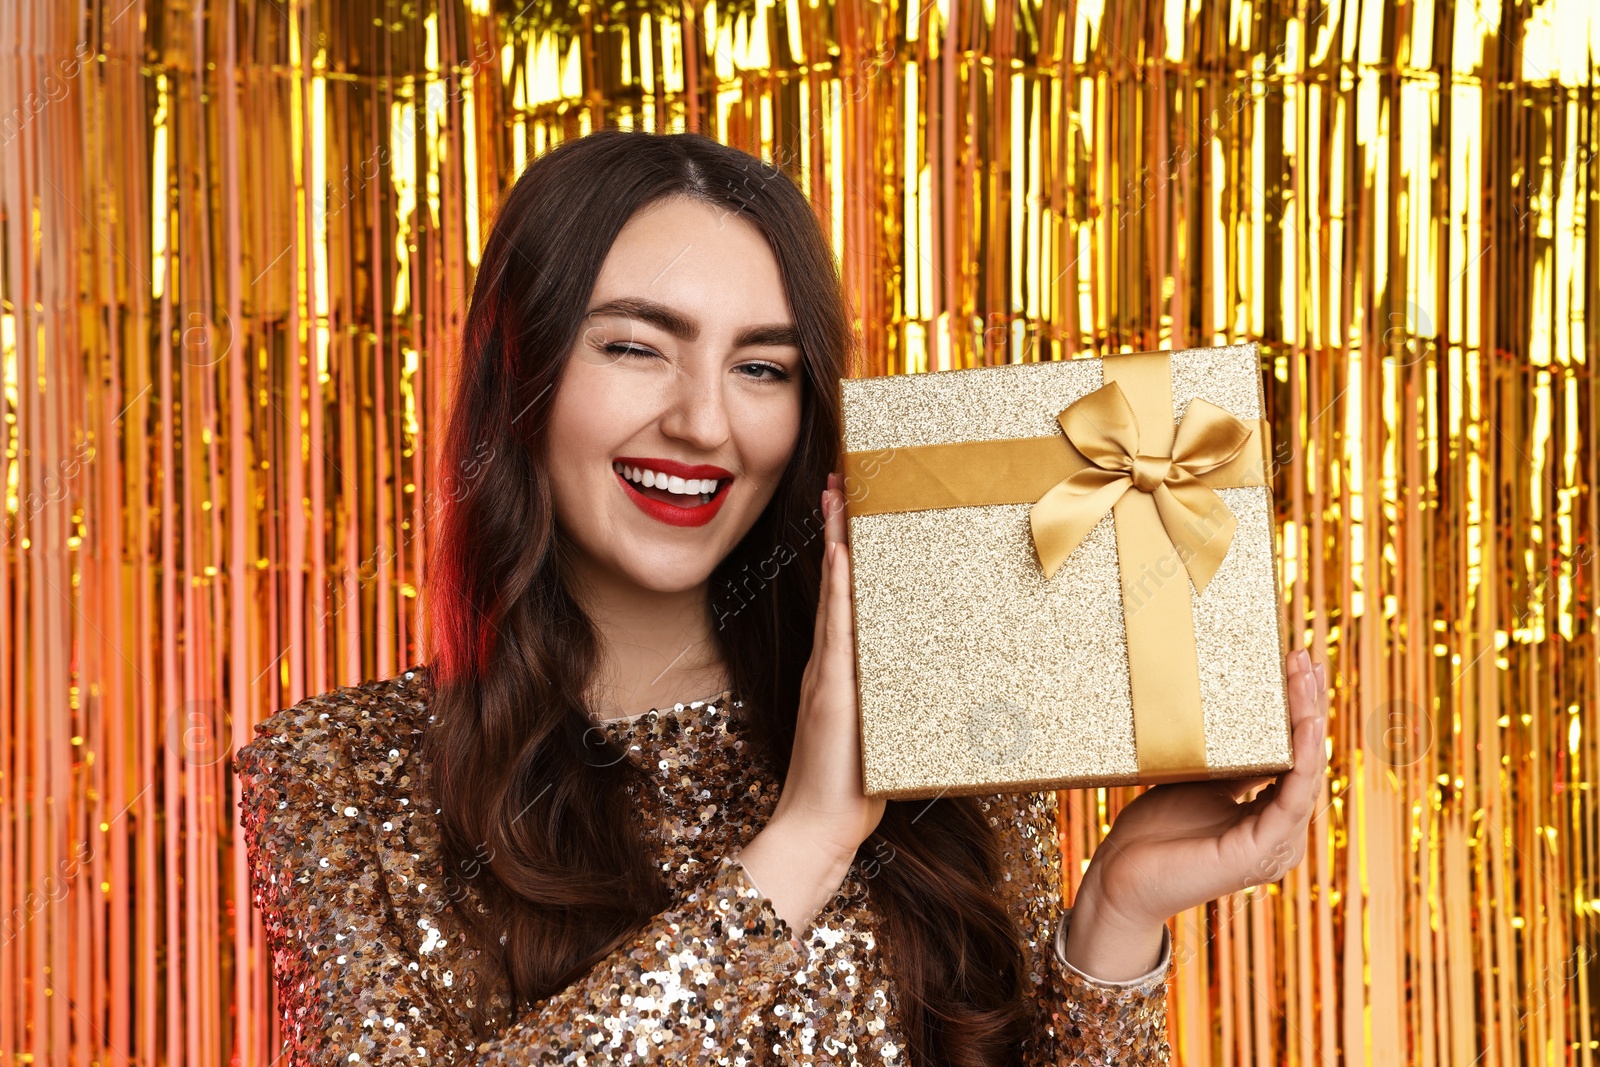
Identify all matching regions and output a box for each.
[233,664,1174,1065]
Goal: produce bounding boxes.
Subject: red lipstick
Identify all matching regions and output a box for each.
[613,456,734,529]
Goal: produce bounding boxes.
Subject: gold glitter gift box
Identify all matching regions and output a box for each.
[839,344,1296,800]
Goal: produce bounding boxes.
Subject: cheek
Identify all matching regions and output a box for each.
[548,360,649,455]
[544,373,623,512]
[735,402,803,486]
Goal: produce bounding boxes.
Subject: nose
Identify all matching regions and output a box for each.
[657,361,733,453]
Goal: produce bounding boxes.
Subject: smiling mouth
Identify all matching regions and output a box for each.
[611,461,730,508]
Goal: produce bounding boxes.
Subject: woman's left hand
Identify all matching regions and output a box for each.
[1065,647,1330,975]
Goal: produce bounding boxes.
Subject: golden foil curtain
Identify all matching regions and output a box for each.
[0,0,1594,1063]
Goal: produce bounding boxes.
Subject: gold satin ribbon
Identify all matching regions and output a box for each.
[841,352,1274,781]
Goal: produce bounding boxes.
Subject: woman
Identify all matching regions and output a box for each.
[234,129,1330,1066]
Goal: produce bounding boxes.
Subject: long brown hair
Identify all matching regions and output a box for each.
[420,128,1030,1066]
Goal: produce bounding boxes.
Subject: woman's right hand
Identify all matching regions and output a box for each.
[768,471,886,867]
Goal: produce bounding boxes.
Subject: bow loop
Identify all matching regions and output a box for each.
[1028,381,1253,592]
[1056,371,1142,471]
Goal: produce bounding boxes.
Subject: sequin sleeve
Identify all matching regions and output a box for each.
[235,698,808,1066]
[979,791,1174,1066]
[479,849,804,1063]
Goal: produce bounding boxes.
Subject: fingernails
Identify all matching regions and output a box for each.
[1314,662,1326,690]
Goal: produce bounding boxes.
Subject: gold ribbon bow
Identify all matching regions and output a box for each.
[1030,379,1254,592]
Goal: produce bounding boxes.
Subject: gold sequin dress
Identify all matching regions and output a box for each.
[233,664,1174,1065]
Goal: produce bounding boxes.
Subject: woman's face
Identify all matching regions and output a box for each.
[545,195,805,596]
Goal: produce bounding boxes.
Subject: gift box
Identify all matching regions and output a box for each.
[838,344,1294,800]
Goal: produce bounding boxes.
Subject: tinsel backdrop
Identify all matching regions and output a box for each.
[1,0,1596,1063]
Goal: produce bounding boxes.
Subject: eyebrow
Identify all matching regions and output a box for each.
[584,297,801,349]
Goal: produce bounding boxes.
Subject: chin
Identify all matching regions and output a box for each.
[599,536,724,585]
[621,559,720,595]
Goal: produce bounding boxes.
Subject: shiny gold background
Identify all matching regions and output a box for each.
[1,0,1595,1063]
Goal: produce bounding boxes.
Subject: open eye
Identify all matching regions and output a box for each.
[738,361,792,383]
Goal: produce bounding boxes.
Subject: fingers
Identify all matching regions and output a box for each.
[1245,682,1327,866]
[819,473,853,646]
[825,513,856,652]
[813,477,856,656]
[1286,648,1318,728]
[1224,648,1329,884]
[1295,647,1331,728]
[832,537,857,646]
[1241,649,1316,810]
[824,471,848,546]
[812,484,835,653]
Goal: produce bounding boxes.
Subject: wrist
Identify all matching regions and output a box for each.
[765,804,864,872]
[1062,880,1168,983]
[737,818,856,934]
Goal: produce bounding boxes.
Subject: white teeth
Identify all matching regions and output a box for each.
[613,462,724,499]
